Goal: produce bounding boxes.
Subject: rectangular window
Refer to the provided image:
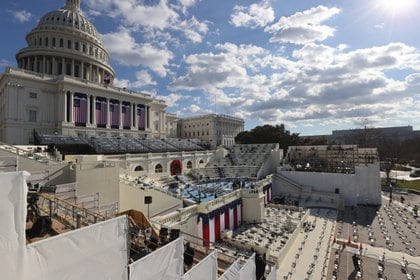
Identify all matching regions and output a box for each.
[29,92,37,99]
[29,110,37,122]
[59,39,63,48]
[67,40,71,49]
[52,38,56,47]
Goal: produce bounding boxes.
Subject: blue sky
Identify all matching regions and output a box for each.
[1,0,420,135]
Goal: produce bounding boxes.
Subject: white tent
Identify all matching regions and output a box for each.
[239,253,256,280]
[129,237,184,280]
[218,258,241,280]
[0,171,128,280]
[266,266,277,280]
[183,250,218,280]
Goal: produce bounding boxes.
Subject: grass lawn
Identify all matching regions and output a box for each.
[382,178,420,191]
[395,180,420,191]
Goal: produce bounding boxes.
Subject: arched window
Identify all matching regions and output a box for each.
[186,161,192,169]
[155,164,163,173]
[134,165,144,171]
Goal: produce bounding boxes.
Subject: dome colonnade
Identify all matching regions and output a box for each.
[15,0,115,85]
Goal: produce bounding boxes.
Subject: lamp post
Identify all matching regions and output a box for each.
[144,196,152,220]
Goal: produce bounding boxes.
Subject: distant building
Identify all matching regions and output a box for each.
[177,114,244,149]
[302,125,420,145]
[331,126,419,144]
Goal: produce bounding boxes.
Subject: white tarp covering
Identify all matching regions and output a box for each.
[129,237,184,280]
[26,216,128,280]
[218,258,241,280]
[266,266,277,280]
[0,171,129,280]
[0,156,17,172]
[239,253,256,280]
[183,250,217,280]
[0,171,29,280]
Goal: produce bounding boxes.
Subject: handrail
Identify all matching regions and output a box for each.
[0,142,53,166]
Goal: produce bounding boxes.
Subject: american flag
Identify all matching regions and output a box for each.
[122,102,131,128]
[73,95,87,124]
[137,105,145,130]
[110,101,119,128]
[95,99,107,126]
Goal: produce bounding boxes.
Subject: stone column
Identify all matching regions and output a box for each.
[132,103,136,129]
[119,101,123,129]
[145,106,149,129]
[63,90,67,122]
[42,56,46,74]
[34,56,38,72]
[90,95,96,126]
[69,92,74,123]
[52,57,56,75]
[92,96,96,125]
[62,58,65,75]
[87,94,91,125]
[81,62,84,80]
[106,98,110,128]
[88,63,92,81]
[71,59,75,76]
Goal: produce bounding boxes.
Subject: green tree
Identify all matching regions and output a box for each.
[235,124,300,152]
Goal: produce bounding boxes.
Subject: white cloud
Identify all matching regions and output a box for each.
[178,0,198,14]
[9,10,32,23]
[114,70,157,88]
[102,29,173,77]
[176,16,209,43]
[170,39,420,129]
[230,1,275,29]
[158,93,184,107]
[85,0,208,43]
[134,70,157,86]
[374,23,385,29]
[265,5,341,44]
[0,59,10,67]
[406,73,420,86]
[189,104,201,113]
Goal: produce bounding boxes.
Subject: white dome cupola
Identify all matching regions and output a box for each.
[65,0,81,11]
[16,0,115,85]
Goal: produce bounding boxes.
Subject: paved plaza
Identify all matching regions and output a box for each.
[276,193,420,280]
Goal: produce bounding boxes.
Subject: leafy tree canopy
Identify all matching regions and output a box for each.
[235,124,301,152]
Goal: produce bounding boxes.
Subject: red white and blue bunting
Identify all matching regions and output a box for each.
[198,199,242,247]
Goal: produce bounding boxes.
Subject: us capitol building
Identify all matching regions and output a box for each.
[0,0,243,146]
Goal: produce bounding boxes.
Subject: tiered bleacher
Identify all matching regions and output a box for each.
[36,134,206,154]
[196,143,277,179]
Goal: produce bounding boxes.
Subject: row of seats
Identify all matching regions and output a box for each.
[37,134,206,154]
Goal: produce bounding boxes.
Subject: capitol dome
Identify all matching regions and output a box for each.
[16,0,115,85]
